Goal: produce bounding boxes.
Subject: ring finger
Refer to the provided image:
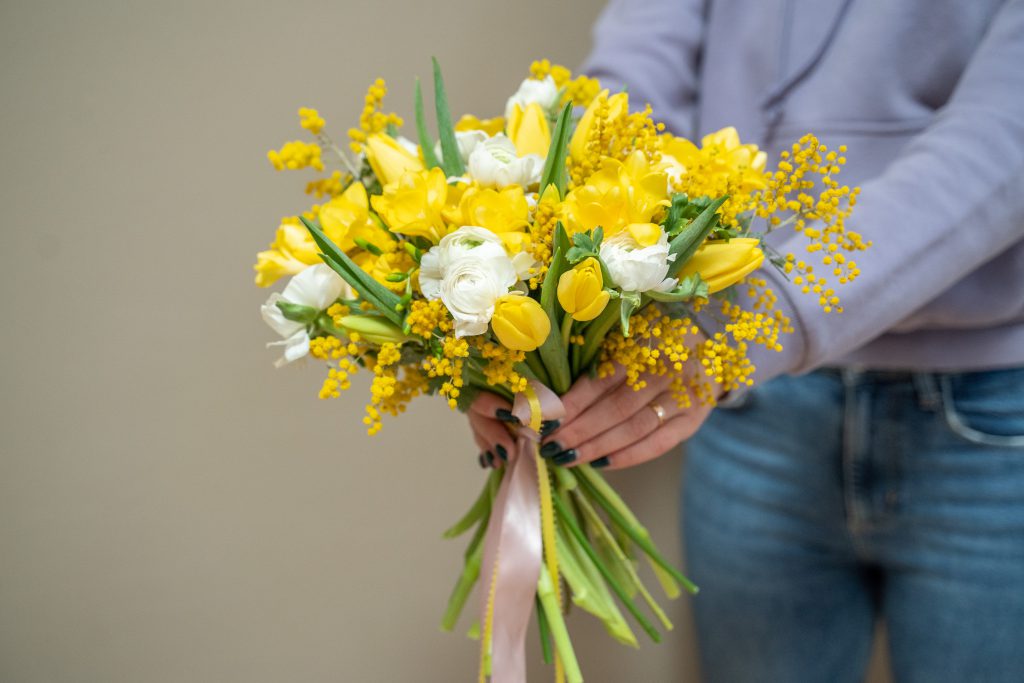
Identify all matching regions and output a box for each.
[567,391,677,466]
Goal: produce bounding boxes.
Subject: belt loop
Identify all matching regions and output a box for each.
[913,372,941,411]
[841,367,862,388]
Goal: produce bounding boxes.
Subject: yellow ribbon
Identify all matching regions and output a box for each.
[526,385,564,683]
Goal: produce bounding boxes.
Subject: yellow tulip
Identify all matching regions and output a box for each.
[569,91,627,162]
[678,238,765,293]
[491,294,551,351]
[506,103,551,157]
[557,258,610,322]
[455,113,505,137]
[364,133,424,186]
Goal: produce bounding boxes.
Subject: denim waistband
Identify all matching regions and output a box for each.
[815,365,1024,383]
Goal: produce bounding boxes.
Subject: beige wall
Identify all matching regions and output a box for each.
[0,1,890,681]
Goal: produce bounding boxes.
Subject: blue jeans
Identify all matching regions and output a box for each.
[683,367,1024,683]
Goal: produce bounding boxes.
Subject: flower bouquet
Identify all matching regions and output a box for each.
[255,59,866,682]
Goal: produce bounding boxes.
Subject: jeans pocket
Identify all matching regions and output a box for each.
[938,369,1024,448]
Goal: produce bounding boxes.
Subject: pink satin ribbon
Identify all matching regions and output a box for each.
[479,381,565,683]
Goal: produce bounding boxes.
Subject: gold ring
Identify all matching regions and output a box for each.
[649,401,667,426]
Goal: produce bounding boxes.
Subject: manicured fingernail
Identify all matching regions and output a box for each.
[553,449,577,465]
[540,441,563,458]
[540,419,560,437]
[478,453,487,468]
[591,456,610,469]
[495,444,508,461]
[495,409,520,424]
[485,451,496,467]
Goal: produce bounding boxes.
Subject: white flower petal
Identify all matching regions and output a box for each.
[261,292,305,339]
[268,329,311,368]
[282,263,346,310]
[504,76,559,121]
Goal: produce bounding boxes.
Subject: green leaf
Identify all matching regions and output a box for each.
[538,238,570,393]
[274,300,318,324]
[565,247,590,264]
[576,303,621,372]
[414,78,443,170]
[645,274,709,302]
[538,102,573,199]
[299,216,404,326]
[432,57,464,177]
[618,292,641,337]
[665,196,728,279]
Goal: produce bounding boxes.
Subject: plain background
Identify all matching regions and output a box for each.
[0,1,891,681]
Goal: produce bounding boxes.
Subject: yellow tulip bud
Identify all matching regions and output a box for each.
[491,294,551,351]
[569,91,628,162]
[455,113,505,137]
[557,257,610,322]
[677,238,765,293]
[335,315,412,345]
[506,103,551,157]
[364,134,424,186]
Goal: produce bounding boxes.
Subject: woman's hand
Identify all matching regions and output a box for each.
[465,362,717,470]
[539,365,715,470]
[465,391,517,468]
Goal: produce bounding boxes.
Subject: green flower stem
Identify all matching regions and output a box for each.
[442,471,496,539]
[524,351,552,387]
[464,366,514,403]
[577,304,621,371]
[575,466,682,597]
[537,564,584,683]
[441,519,485,631]
[535,595,554,665]
[560,314,574,351]
[441,470,502,632]
[572,487,674,632]
[551,493,661,643]
[556,521,637,647]
[575,467,698,596]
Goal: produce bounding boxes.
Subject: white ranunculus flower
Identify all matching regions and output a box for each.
[599,231,678,294]
[467,134,544,189]
[504,76,559,121]
[261,264,346,368]
[433,130,489,168]
[419,226,519,337]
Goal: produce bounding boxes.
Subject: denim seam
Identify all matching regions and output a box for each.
[938,375,1024,448]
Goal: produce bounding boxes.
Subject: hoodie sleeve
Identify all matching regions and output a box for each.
[579,0,707,138]
[744,0,1024,382]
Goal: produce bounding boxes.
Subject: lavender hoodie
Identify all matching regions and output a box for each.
[582,0,1024,381]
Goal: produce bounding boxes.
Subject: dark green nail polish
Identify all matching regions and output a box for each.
[485,451,495,466]
[553,449,577,465]
[495,444,508,461]
[478,453,487,468]
[591,456,610,469]
[540,441,562,458]
[540,419,560,437]
[495,409,520,424]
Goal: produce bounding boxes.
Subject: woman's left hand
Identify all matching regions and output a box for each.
[539,364,716,471]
